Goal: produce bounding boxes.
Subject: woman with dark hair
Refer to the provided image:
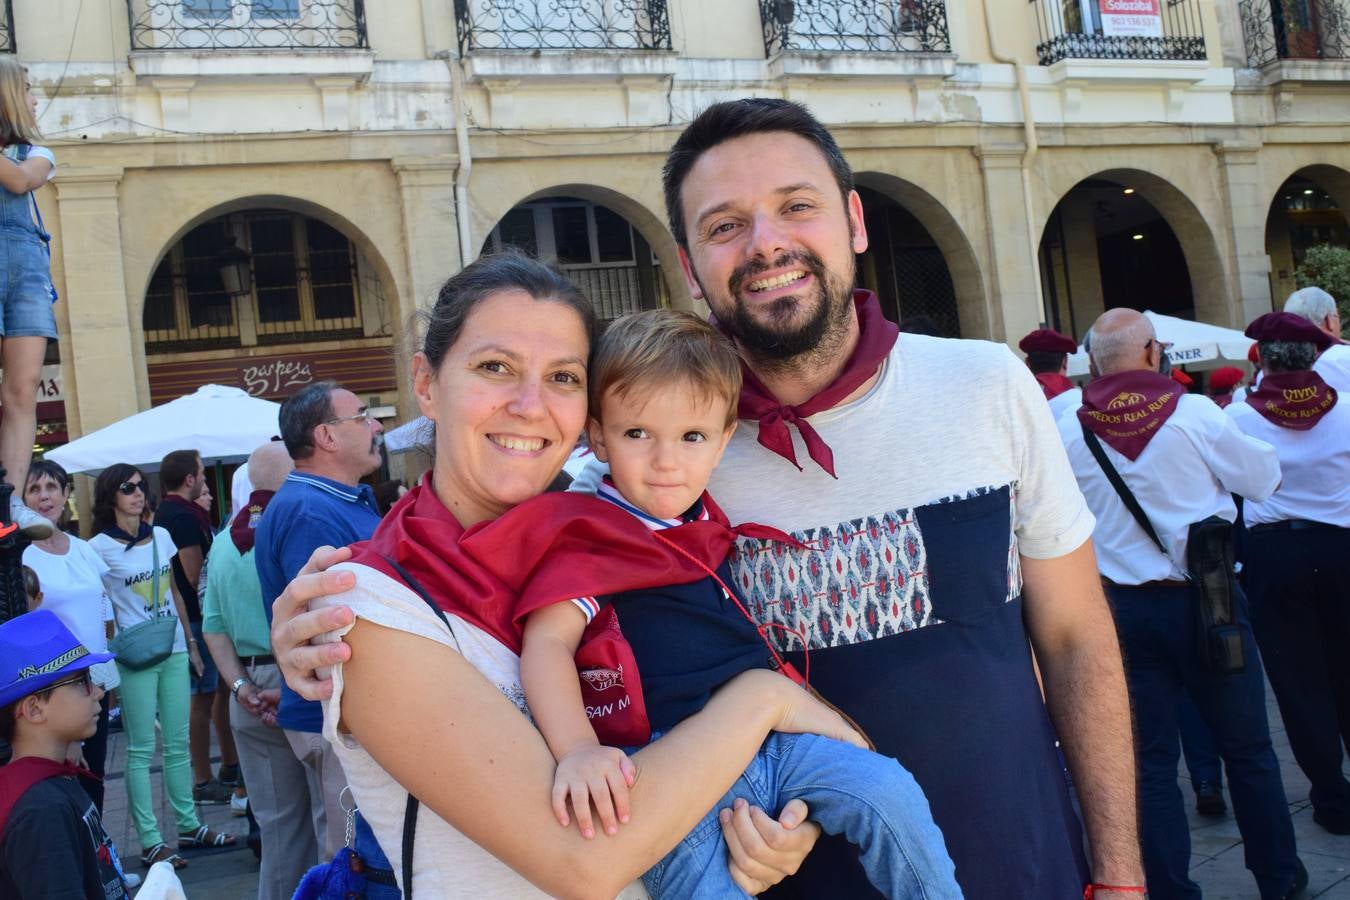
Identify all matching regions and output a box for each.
[22,458,119,811]
[268,252,834,896]
[88,463,235,869]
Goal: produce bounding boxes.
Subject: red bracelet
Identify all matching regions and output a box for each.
[1084,885,1148,899]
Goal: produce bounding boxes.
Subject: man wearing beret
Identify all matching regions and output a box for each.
[1284,286,1350,391]
[1059,307,1305,900]
[1019,327,1082,420]
[1207,367,1246,408]
[1228,311,1350,837]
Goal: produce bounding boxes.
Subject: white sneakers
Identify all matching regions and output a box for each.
[8,496,51,540]
[230,793,249,817]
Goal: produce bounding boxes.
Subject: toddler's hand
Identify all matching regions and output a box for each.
[552,745,637,839]
[773,685,869,750]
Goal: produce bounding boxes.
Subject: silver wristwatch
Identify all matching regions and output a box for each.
[230,677,251,697]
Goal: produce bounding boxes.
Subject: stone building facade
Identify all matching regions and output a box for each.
[10,0,1349,460]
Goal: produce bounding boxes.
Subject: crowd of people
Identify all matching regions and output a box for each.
[0,96,1345,900]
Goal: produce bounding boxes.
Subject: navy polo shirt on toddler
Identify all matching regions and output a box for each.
[570,481,771,735]
[255,471,382,733]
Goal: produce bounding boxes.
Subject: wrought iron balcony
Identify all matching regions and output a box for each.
[454,0,672,51]
[128,0,368,51]
[1240,0,1350,66]
[760,0,950,55]
[1030,0,1206,66]
[0,1,13,54]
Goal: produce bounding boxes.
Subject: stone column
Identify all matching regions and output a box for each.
[976,145,1043,344]
[1215,140,1272,326]
[53,168,139,436]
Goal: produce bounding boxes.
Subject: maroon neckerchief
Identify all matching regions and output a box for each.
[1034,372,1074,400]
[1244,370,1338,430]
[1077,370,1182,461]
[162,493,212,538]
[0,757,96,836]
[1211,392,1234,409]
[230,489,276,555]
[734,289,898,479]
[347,477,800,654]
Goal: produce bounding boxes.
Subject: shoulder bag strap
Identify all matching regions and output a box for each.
[380,555,456,900]
[151,533,161,611]
[1080,423,1170,561]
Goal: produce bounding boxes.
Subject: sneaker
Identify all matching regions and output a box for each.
[1281,858,1310,900]
[1194,781,1226,817]
[217,763,242,788]
[8,498,50,540]
[193,778,232,805]
[230,792,249,817]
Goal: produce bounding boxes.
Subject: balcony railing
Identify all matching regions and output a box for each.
[760,0,950,55]
[128,0,368,51]
[564,264,666,324]
[1030,0,1206,66]
[454,0,672,51]
[1240,0,1350,65]
[0,1,14,54]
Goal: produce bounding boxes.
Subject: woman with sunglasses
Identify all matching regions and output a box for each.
[21,459,119,812]
[88,463,236,870]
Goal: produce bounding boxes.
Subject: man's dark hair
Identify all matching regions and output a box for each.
[1257,340,1317,374]
[662,99,854,249]
[159,449,201,491]
[279,380,339,461]
[1025,351,1067,375]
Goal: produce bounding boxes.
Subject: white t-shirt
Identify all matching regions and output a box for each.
[89,528,187,654]
[1227,392,1350,527]
[24,537,119,689]
[1314,343,1350,393]
[1059,393,1280,584]
[318,563,647,900]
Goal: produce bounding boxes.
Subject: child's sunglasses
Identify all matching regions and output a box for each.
[43,669,94,696]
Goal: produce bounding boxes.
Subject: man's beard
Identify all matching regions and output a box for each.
[701,249,856,367]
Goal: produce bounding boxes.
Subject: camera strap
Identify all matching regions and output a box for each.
[1080,423,1175,567]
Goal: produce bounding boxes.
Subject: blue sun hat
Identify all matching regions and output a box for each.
[0,610,112,708]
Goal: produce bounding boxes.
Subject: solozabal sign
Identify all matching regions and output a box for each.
[1099,0,1163,38]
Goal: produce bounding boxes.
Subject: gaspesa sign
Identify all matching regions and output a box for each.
[1100,0,1162,38]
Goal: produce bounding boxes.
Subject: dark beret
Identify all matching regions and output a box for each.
[1018,328,1077,354]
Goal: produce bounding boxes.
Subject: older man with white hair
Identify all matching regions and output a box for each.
[1284,286,1350,390]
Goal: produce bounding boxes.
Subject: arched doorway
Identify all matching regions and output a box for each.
[1038,174,1214,336]
[855,185,962,337]
[1265,166,1350,307]
[482,196,668,324]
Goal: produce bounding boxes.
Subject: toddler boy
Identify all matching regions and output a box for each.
[518,310,961,899]
[0,609,132,899]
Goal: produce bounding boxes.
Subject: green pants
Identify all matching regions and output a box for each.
[118,651,200,848]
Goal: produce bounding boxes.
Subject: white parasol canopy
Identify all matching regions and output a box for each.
[1067,311,1254,377]
[46,384,281,475]
[383,415,432,455]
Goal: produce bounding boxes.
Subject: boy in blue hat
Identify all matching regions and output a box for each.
[0,609,132,899]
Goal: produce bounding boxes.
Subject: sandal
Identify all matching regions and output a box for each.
[141,842,188,869]
[178,825,237,849]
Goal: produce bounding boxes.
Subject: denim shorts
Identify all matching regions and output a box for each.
[0,232,56,340]
[189,619,220,695]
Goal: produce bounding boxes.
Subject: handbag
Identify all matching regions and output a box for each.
[1081,425,1245,675]
[576,606,650,747]
[108,538,178,671]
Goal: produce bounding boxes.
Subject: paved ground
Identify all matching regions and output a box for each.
[101,686,1350,899]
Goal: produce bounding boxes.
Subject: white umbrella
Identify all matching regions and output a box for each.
[383,415,432,455]
[1067,311,1254,377]
[46,384,281,475]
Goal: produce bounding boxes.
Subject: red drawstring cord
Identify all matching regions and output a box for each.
[652,531,811,689]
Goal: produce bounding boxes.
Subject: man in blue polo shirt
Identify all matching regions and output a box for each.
[255,379,383,866]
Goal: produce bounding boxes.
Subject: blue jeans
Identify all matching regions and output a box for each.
[1105,582,1298,900]
[641,731,960,900]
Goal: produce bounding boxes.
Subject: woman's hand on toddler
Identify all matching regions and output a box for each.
[552,744,637,839]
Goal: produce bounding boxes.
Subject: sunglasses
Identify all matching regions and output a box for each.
[42,669,93,697]
[118,481,146,496]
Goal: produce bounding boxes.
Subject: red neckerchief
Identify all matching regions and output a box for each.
[0,757,95,836]
[734,290,898,479]
[162,493,212,537]
[1078,370,1182,461]
[1211,393,1233,409]
[1034,372,1074,400]
[348,478,800,654]
[230,489,276,555]
[1244,370,1338,430]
